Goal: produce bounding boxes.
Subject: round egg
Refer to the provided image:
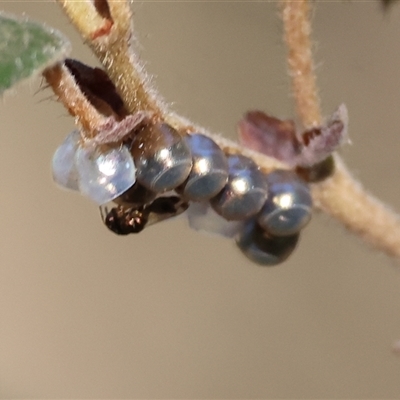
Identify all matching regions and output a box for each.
[236,218,300,266]
[257,169,312,236]
[131,123,192,192]
[179,133,228,201]
[210,154,267,220]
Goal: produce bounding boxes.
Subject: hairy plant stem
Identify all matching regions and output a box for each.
[282,0,321,127]
[51,0,400,260]
[314,156,400,258]
[57,0,163,116]
[281,0,400,258]
[43,63,105,139]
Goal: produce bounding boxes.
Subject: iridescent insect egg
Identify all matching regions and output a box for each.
[130,123,192,192]
[179,133,228,201]
[75,143,136,205]
[236,218,299,266]
[210,154,267,220]
[257,169,312,236]
[52,129,81,191]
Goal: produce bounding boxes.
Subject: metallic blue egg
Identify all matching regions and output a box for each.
[179,133,228,201]
[235,218,299,266]
[131,123,193,192]
[210,154,267,220]
[257,169,312,236]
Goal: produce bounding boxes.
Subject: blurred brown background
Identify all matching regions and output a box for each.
[1,1,400,398]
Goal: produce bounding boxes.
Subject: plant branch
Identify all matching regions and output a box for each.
[52,0,400,260]
[43,62,105,139]
[313,156,400,258]
[281,0,400,259]
[43,62,151,145]
[281,0,321,127]
[57,0,164,117]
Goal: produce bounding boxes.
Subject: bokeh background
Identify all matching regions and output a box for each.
[1,1,400,398]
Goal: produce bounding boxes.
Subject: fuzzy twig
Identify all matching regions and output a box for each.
[282,0,322,127]
[43,63,153,145]
[43,63,105,139]
[281,0,400,259]
[313,156,400,258]
[57,0,164,117]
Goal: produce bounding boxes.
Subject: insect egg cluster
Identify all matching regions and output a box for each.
[52,121,313,266]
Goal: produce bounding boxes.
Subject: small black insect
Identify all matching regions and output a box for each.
[100,196,189,235]
[101,205,147,235]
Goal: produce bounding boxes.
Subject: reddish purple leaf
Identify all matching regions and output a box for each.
[238,104,348,167]
[238,111,301,166]
[296,104,348,167]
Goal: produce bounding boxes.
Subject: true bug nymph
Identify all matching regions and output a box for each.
[101,196,189,235]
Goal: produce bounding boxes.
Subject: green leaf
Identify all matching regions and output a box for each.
[0,12,70,95]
